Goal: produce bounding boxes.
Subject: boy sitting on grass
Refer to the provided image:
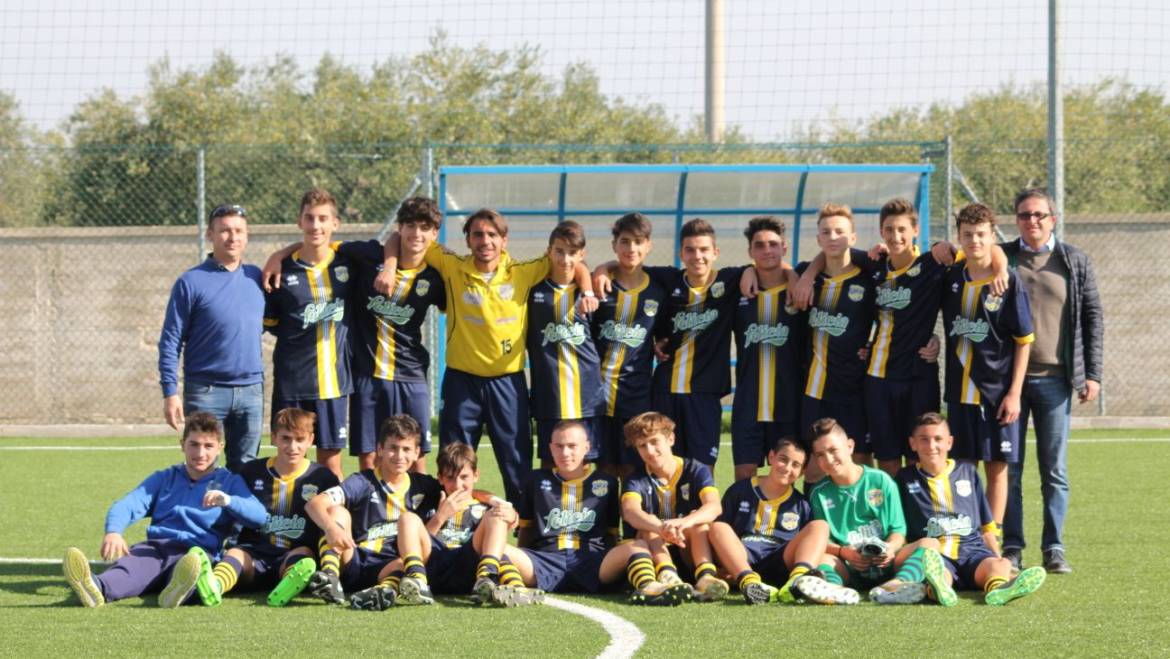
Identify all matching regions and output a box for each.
[62,412,266,608]
[898,412,1046,606]
[709,435,860,605]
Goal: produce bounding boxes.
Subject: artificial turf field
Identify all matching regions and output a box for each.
[2,429,1168,658]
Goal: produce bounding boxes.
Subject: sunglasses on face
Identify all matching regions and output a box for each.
[1016,211,1051,222]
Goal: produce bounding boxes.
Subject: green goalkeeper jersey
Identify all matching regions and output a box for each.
[809,465,906,547]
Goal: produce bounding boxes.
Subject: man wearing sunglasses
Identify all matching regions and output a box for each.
[158,203,266,472]
[1000,188,1103,576]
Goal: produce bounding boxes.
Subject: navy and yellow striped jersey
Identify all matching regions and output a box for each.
[264,249,356,400]
[517,465,620,553]
[800,263,876,400]
[648,265,746,396]
[941,267,1035,407]
[620,457,717,538]
[717,478,812,546]
[433,500,488,549]
[340,240,445,382]
[591,273,667,418]
[526,280,605,420]
[234,458,339,552]
[324,469,442,555]
[733,284,806,423]
[866,250,948,381]
[897,460,996,561]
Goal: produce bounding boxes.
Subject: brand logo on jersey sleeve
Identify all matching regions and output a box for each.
[738,501,751,513]
[950,317,990,343]
[907,481,922,494]
[848,284,865,302]
[954,480,972,497]
[302,484,319,501]
[710,282,725,298]
[335,266,349,283]
[643,299,659,317]
[533,291,545,303]
[253,479,265,491]
[984,295,1003,312]
[866,489,885,507]
[781,511,800,531]
[808,308,850,337]
[541,321,588,347]
[540,480,552,492]
[592,480,609,497]
[415,279,430,296]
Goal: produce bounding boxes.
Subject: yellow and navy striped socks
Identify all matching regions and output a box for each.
[694,562,717,582]
[476,555,501,583]
[212,556,241,595]
[656,561,680,583]
[499,558,524,587]
[626,553,656,590]
[379,570,403,591]
[403,553,427,584]
[736,570,763,591]
[985,575,1008,593]
[318,537,340,576]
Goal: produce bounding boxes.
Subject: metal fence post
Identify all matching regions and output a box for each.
[945,135,954,240]
[196,146,206,262]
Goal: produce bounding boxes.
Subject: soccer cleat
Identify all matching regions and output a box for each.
[349,585,397,611]
[693,574,730,602]
[1043,548,1072,575]
[741,581,779,606]
[658,570,685,586]
[187,547,221,607]
[985,566,1047,606]
[869,580,927,605]
[471,576,497,605]
[308,570,346,605]
[792,574,860,605]
[628,580,690,606]
[268,557,317,607]
[1002,547,1023,573]
[775,570,805,604]
[922,547,958,607]
[396,576,434,606]
[158,552,201,608]
[63,547,104,608]
[488,584,546,607]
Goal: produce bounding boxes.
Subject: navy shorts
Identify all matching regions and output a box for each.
[439,369,531,504]
[731,389,799,467]
[229,543,303,590]
[742,539,791,584]
[941,547,998,590]
[271,394,349,451]
[350,375,431,456]
[522,548,608,593]
[651,391,722,465]
[427,542,480,594]
[947,401,1020,463]
[341,546,398,591]
[597,415,643,468]
[534,417,600,462]
[802,392,867,453]
[864,374,940,461]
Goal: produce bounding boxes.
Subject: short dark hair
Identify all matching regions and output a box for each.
[769,434,807,457]
[680,218,716,242]
[549,220,587,250]
[910,411,949,434]
[612,212,652,240]
[1013,187,1055,214]
[397,196,441,230]
[437,443,477,479]
[551,419,589,444]
[955,202,997,230]
[377,414,422,448]
[743,215,786,243]
[806,417,847,448]
[880,198,918,228]
[300,188,338,216]
[183,411,223,443]
[463,208,508,237]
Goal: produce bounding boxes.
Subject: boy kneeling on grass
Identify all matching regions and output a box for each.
[63,412,267,608]
[897,412,1046,606]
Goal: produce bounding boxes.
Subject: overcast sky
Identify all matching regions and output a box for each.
[1,0,1167,140]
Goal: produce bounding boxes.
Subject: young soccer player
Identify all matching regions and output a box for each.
[304,414,443,610]
[591,212,668,475]
[619,412,725,601]
[264,188,358,479]
[62,412,267,608]
[732,216,806,481]
[798,205,876,477]
[709,435,859,605]
[476,421,693,605]
[527,221,605,466]
[806,418,952,603]
[942,203,1034,528]
[187,408,341,607]
[898,412,1047,606]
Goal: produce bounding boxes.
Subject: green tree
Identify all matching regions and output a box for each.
[0,92,51,227]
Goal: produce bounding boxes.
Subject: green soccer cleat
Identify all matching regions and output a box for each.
[741,581,779,606]
[268,557,317,607]
[629,581,690,606]
[308,570,347,605]
[775,570,804,604]
[693,574,730,602]
[62,547,104,608]
[349,585,397,611]
[159,552,201,609]
[187,547,221,607]
[922,547,958,607]
[985,566,1047,606]
[488,584,546,607]
[869,580,927,605]
[397,576,434,606]
[793,574,861,605]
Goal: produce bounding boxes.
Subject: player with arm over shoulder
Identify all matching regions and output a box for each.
[897,413,1046,606]
[303,415,443,611]
[62,413,267,608]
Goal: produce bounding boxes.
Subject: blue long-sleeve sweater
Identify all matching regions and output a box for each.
[104,464,268,557]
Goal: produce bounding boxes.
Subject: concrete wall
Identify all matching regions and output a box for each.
[0,215,1156,422]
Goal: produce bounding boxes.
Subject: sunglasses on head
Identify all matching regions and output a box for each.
[210,204,247,220]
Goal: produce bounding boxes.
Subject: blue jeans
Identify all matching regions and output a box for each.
[184,381,263,471]
[1003,376,1071,552]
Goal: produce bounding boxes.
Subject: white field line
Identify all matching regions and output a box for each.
[1,437,1169,451]
[545,596,645,659]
